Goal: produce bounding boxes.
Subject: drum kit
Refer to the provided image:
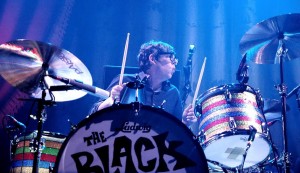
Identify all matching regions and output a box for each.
[0,13,300,173]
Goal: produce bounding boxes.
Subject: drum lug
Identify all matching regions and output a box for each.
[229,117,237,132]
[261,122,268,135]
[225,89,232,102]
[29,137,46,156]
[198,130,206,144]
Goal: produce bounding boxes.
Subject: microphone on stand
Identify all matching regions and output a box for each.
[246,125,257,148]
[239,125,257,172]
[236,53,249,84]
[5,115,26,132]
[48,75,109,99]
[182,44,195,105]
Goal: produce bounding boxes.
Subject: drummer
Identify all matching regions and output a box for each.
[90,40,196,126]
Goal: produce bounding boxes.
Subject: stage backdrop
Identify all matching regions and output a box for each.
[1,0,300,172]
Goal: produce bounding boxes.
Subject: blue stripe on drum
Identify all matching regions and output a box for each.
[11,160,54,169]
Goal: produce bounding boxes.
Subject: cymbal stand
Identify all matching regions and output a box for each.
[32,77,54,173]
[276,40,290,173]
[32,88,46,173]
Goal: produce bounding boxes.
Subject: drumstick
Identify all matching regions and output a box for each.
[119,33,130,85]
[192,57,207,107]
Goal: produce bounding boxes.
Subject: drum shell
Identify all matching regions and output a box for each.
[195,84,265,143]
[10,131,65,173]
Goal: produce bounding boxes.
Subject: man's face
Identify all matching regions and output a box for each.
[153,53,178,81]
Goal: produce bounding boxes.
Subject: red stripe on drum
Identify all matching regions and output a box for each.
[13,153,57,163]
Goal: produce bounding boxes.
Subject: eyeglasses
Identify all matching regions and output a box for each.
[157,52,178,65]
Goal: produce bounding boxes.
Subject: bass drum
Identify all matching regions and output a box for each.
[195,84,271,170]
[54,104,208,173]
[10,131,65,173]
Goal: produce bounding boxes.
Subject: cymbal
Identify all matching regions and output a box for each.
[263,98,290,121]
[240,13,300,64]
[0,39,92,102]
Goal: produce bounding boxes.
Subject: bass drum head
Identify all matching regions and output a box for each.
[204,133,271,169]
[54,104,208,173]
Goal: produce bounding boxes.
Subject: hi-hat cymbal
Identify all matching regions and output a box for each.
[240,13,300,64]
[0,39,92,102]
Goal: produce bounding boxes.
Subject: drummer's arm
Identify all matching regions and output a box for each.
[97,83,127,111]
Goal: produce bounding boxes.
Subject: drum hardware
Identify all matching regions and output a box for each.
[0,39,97,173]
[48,74,109,99]
[29,135,46,154]
[239,125,257,173]
[182,45,195,106]
[229,117,237,132]
[236,53,249,85]
[124,75,148,115]
[239,13,300,172]
[195,83,271,170]
[198,130,206,144]
[67,119,77,132]
[225,88,232,102]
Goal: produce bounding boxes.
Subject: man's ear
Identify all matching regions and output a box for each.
[149,53,156,65]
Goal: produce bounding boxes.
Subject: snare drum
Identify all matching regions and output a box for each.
[10,131,65,173]
[195,84,271,170]
[54,104,208,173]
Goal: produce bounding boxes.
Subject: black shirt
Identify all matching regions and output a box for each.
[90,73,183,120]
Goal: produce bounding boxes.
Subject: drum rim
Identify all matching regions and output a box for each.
[196,83,257,105]
[53,103,209,172]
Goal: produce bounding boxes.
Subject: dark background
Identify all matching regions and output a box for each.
[1,0,300,172]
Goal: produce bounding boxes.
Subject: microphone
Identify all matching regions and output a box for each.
[6,115,26,131]
[236,53,249,84]
[48,75,109,99]
[247,125,257,148]
[189,45,195,55]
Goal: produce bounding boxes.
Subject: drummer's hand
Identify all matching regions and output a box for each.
[97,83,127,111]
[182,104,197,127]
[109,83,127,102]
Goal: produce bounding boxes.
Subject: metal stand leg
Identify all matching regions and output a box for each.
[277,42,290,173]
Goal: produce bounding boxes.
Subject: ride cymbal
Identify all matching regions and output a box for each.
[240,13,300,64]
[0,39,92,101]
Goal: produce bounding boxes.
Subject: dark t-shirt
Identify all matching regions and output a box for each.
[91,73,183,120]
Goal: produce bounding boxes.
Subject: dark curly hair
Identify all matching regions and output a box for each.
[137,40,176,72]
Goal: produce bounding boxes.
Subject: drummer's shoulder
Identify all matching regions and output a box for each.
[163,81,180,92]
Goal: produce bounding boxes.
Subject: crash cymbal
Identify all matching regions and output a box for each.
[240,13,300,64]
[0,39,92,102]
[263,98,290,121]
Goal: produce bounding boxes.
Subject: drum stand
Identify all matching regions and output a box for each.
[32,80,55,173]
[126,76,146,115]
[276,41,291,173]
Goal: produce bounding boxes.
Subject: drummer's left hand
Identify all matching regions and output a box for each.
[182,104,197,127]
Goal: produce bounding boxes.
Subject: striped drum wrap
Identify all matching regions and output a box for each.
[10,131,65,173]
[196,84,264,144]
